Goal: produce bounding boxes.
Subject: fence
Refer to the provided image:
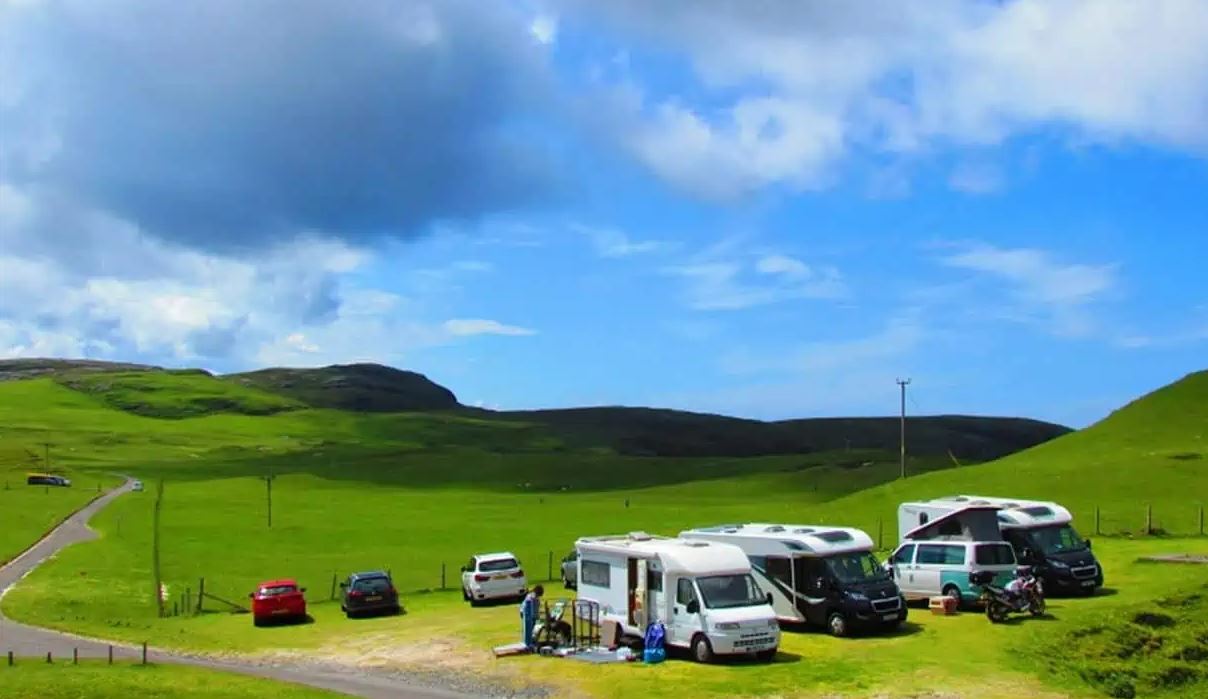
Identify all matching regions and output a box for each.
[2,644,148,666]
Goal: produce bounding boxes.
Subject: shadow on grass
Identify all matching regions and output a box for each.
[344,606,406,620]
[252,613,314,628]
[665,647,802,666]
[467,596,525,609]
[778,620,923,639]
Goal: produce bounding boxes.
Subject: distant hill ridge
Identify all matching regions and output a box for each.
[0,358,1071,461]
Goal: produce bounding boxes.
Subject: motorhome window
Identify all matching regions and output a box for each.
[825,552,887,583]
[918,513,930,526]
[581,560,610,587]
[1021,506,1054,517]
[766,556,793,588]
[794,557,827,592]
[918,545,965,565]
[974,543,1016,565]
[697,574,766,610]
[749,555,767,571]
[479,558,519,572]
[1025,524,1088,555]
[648,571,663,592]
[891,545,915,565]
[677,578,697,606]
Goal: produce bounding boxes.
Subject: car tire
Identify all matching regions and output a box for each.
[827,612,849,637]
[756,648,778,663]
[942,585,963,610]
[462,587,471,602]
[253,617,264,628]
[691,634,716,664]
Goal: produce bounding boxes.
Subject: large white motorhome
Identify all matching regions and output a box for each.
[574,532,780,663]
[929,495,1103,594]
[680,523,907,637]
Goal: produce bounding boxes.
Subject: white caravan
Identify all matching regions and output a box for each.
[930,495,1103,594]
[680,524,907,637]
[574,532,780,663]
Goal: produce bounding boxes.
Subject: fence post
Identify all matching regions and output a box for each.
[330,573,337,601]
[197,578,205,614]
[7,651,12,666]
[46,651,52,664]
[1146,504,1153,535]
[108,645,113,665]
[877,518,884,550]
[1199,506,1204,536]
[441,563,446,591]
[548,551,553,581]
[73,648,78,665]
[142,642,148,665]
[173,601,178,617]
[185,587,191,616]
[1095,506,1100,535]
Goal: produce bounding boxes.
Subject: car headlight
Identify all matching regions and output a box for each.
[1049,560,1069,569]
[714,622,740,631]
[767,619,779,629]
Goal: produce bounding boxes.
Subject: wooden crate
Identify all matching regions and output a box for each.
[929,596,958,615]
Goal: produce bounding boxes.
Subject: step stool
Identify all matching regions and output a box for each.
[929,596,958,615]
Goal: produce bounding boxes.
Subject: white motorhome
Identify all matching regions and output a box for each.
[931,495,1103,594]
[574,532,780,663]
[681,524,907,637]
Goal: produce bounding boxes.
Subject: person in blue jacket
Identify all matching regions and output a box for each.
[521,585,544,650]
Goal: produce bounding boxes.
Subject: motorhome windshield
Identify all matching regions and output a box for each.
[697,574,766,610]
[825,552,888,583]
[1024,524,1088,555]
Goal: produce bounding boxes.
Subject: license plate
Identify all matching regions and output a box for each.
[882,614,897,622]
[366,595,382,601]
[493,574,508,580]
[271,608,289,615]
[1081,581,1095,587]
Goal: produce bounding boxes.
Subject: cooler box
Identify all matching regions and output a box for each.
[929,596,958,615]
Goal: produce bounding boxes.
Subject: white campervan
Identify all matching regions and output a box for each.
[574,532,780,663]
[933,495,1103,594]
[681,523,907,637]
[888,502,1017,605]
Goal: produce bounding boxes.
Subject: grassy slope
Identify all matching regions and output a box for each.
[802,370,1208,539]
[0,662,338,699]
[59,371,306,418]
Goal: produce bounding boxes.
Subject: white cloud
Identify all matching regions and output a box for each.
[948,162,1003,195]
[566,0,1208,198]
[722,312,925,375]
[574,223,666,258]
[530,14,557,44]
[665,249,845,311]
[755,254,810,279]
[442,319,536,337]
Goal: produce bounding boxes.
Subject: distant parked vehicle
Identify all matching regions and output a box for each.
[461,552,527,606]
[249,579,307,626]
[340,571,402,618]
[27,473,70,487]
[972,567,1045,623]
[131,480,144,492]
[560,550,578,589]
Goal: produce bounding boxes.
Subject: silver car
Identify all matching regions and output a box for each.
[560,550,578,589]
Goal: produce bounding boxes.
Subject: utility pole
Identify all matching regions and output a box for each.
[265,470,274,529]
[896,378,911,479]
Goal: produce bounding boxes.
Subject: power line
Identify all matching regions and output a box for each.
[896,378,911,479]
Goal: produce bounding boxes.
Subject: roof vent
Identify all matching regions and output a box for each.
[793,527,816,534]
[684,541,709,548]
[765,525,785,533]
[628,531,653,541]
[816,530,854,543]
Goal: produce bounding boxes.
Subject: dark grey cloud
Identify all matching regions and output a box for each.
[1,0,556,251]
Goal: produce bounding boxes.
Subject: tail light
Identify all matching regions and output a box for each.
[511,570,525,578]
[349,590,364,598]
[387,586,396,596]
[474,574,491,582]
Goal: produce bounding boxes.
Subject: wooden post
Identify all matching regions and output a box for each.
[197,578,205,614]
[152,480,165,618]
[73,648,78,664]
[330,573,337,601]
[185,586,191,615]
[1095,506,1101,535]
[877,518,884,550]
[173,601,178,617]
[7,651,12,666]
[46,651,52,664]
[441,563,446,590]
[108,645,113,665]
[1199,506,1204,536]
[142,642,148,665]
[548,551,553,581]
[1146,504,1153,535]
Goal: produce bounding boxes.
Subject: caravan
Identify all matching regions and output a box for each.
[933,496,1103,594]
[574,532,780,663]
[681,524,907,637]
[888,502,1017,605]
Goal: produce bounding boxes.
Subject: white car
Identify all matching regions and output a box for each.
[461,552,527,606]
[131,480,144,492]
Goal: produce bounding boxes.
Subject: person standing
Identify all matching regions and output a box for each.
[521,585,544,650]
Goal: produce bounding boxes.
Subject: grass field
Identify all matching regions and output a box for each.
[0,662,339,698]
[0,368,1206,697]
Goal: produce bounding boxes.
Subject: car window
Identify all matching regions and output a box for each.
[479,558,519,572]
[351,577,391,592]
[259,584,296,596]
[975,543,1016,566]
[891,545,915,565]
[918,544,964,565]
[677,578,698,606]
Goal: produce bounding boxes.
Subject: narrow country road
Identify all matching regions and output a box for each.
[0,480,480,699]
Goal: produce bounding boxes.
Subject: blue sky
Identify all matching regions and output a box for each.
[2,1,1207,427]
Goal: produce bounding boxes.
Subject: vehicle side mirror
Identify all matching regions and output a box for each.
[1086,539,1092,549]
[248,593,254,599]
[339,582,347,588]
[460,566,468,573]
[686,600,700,614]
[300,588,307,593]
[766,592,774,606]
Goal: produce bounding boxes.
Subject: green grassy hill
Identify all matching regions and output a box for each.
[804,370,1208,539]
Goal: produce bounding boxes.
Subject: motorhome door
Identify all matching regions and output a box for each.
[669,577,703,647]
[627,557,648,628]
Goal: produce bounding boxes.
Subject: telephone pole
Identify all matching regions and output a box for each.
[265,470,275,529]
[896,378,911,479]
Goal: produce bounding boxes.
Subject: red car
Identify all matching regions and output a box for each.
[249,579,307,626]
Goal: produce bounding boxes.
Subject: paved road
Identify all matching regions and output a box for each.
[0,481,479,699]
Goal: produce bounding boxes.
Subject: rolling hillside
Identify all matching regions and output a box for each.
[806,369,1208,538]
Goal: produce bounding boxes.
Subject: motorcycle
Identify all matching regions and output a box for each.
[969,567,1046,623]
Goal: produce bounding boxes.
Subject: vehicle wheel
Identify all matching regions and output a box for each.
[252,617,264,628]
[392,605,403,616]
[827,612,849,637]
[691,635,716,664]
[756,648,778,662]
[462,586,472,602]
[986,602,1008,623]
[1029,595,1046,617]
[942,585,963,610]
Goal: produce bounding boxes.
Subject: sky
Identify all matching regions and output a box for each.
[2,0,1207,428]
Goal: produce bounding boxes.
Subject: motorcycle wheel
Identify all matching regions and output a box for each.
[1029,595,1046,617]
[986,602,1008,623]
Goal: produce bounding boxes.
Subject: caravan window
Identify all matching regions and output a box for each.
[581,560,610,587]
[937,518,963,537]
[794,557,827,593]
